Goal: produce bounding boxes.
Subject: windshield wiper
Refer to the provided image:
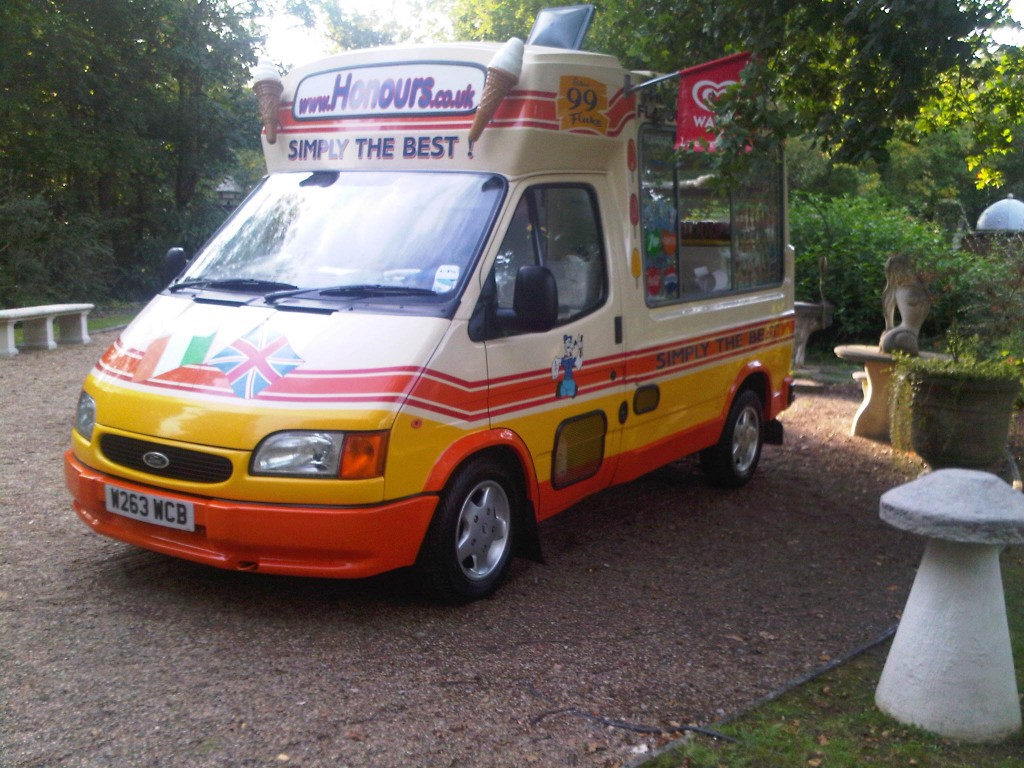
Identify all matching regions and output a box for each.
[265,284,438,304]
[170,278,299,294]
[167,279,210,292]
[321,284,437,297]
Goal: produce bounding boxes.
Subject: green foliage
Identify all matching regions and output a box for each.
[451,0,548,47]
[897,343,1023,383]
[0,187,115,306]
[947,235,1024,356]
[319,5,398,50]
[890,329,1023,455]
[791,186,1024,367]
[452,0,1011,169]
[787,139,876,199]
[880,129,983,222]
[0,0,263,306]
[919,47,1024,190]
[790,193,952,342]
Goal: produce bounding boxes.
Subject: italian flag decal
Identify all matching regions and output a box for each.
[133,333,216,382]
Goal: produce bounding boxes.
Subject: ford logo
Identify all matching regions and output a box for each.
[142,451,171,470]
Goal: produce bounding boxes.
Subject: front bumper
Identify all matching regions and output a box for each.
[65,452,438,579]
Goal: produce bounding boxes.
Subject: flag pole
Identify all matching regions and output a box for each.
[625,52,752,95]
[624,70,679,95]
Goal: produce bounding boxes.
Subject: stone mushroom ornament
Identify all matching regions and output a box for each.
[876,469,1024,742]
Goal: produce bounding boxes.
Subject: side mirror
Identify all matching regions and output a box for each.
[162,247,189,285]
[512,265,558,333]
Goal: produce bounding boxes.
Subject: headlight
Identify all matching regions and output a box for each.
[75,391,96,440]
[251,431,387,479]
[252,432,344,477]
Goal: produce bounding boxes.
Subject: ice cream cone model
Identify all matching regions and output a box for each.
[468,37,524,145]
[251,58,284,144]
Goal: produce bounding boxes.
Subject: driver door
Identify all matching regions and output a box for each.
[476,181,626,519]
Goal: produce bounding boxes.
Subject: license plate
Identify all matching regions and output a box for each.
[105,484,195,532]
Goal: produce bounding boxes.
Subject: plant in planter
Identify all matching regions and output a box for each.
[891,333,1023,472]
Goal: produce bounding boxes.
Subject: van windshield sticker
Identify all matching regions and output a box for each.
[432,265,460,293]
[293,62,486,121]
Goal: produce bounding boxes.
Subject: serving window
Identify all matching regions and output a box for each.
[639,128,784,305]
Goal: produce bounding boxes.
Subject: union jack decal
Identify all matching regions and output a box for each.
[208,327,304,399]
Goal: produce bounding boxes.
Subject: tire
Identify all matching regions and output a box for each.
[700,389,764,488]
[415,456,518,603]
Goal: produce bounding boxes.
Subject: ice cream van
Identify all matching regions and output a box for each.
[66,6,795,602]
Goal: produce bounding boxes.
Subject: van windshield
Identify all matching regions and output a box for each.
[179,171,505,300]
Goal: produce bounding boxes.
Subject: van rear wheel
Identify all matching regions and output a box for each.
[700,390,764,488]
[415,456,517,603]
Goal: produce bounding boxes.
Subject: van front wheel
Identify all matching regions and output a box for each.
[415,457,517,603]
[700,390,764,488]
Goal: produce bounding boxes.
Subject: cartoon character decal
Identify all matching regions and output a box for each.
[552,333,583,398]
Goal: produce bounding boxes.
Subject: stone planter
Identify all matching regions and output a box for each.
[908,373,1022,470]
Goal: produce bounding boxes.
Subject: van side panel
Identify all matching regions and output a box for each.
[613,314,793,484]
[382,319,492,500]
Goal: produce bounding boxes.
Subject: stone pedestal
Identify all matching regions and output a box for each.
[875,469,1024,742]
[834,344,895,442]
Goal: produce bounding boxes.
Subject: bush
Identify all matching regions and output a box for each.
[0,184,240,308]
[0,190,116,307]
[938,235,1024,357]
[790,192,952,343]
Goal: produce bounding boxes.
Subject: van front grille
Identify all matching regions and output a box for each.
[100,434,233,484]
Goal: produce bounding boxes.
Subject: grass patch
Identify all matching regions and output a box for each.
[8,302,141,346]
[88,301,144,331]
[794,344,862,385]
[642,551,1024,768]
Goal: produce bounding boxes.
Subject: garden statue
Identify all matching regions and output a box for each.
[835,252,934,442]
[879,253,931,356]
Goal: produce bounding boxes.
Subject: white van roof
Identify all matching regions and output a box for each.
[261,42,634,175]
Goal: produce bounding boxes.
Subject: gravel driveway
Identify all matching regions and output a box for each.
[2,330,925,767]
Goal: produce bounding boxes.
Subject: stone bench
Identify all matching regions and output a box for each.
[875,469,1024,742]
[0,303,94,357]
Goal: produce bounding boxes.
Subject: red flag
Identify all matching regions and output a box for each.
[675,52,750,151]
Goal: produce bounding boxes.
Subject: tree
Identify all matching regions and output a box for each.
[789,191,953,342]
[277,0,455,51]
[271,0,411,53]
[320,5,397,50]
[450,0,1013,166]
[0,0,264,302]
[918,45,1024,190]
